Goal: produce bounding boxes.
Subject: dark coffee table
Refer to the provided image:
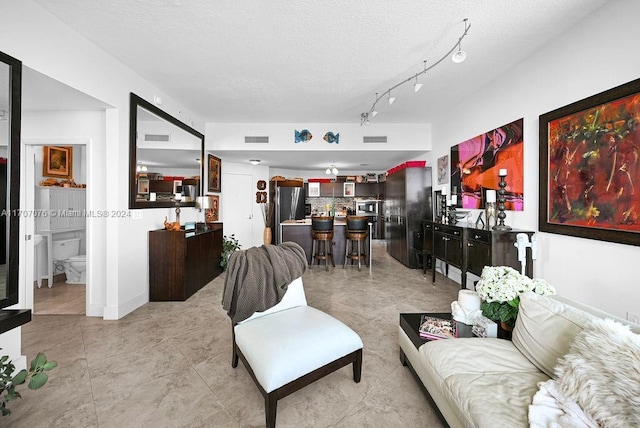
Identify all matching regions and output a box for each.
[399,312,474,351]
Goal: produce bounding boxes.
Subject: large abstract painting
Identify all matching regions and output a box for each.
[539,78,640,246]
[450,118,524,210]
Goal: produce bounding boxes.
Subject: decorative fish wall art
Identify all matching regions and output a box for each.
[323,132,340,144]
[294,129,312,143]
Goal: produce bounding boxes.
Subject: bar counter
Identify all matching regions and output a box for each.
[280,219,372,272]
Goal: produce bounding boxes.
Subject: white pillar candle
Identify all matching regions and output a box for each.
[486,190,496,203]
[442,186,448,195]
[451,195,457,204]
[498,168,508,176]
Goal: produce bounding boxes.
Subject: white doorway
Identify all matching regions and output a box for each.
[22,139,88,315]
[221,172,253,248]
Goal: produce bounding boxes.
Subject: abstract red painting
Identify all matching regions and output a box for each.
[450,119,524,210]
[540,78,640,246]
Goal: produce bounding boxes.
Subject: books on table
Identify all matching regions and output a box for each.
[419,315,456,340]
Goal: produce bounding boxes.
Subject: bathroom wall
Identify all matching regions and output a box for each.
[34,144,87,185]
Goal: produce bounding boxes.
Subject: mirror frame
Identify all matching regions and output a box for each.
[0,51,21,309]
[129,93,205,209]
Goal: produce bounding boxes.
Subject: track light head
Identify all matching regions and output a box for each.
[452,47,467,63]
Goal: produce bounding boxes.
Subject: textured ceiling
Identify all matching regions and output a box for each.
[22,0,611,171]
[32,0,610,125]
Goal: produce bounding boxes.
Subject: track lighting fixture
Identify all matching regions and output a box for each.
[360,18,471,125]
[414,61,426,93]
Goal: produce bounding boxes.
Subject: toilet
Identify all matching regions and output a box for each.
[52,238,86,284]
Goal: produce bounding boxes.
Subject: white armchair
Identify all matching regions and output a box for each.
[231,277,363,427]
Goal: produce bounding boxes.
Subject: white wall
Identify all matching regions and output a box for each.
[0,1,206,325]
[209,122,431,153]
[426,0,640,319]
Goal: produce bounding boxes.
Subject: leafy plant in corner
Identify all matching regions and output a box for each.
[221,234,241,270]
[1,352,58,416]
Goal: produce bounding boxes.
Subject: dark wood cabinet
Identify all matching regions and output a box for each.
[433,223,463,269]
[319,182,343,197]
[424,221,534,288]
[354,182,378,197]
[149,224,223,301]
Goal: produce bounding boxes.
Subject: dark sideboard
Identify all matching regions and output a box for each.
[423,220,534,288]
[149,224,223,301]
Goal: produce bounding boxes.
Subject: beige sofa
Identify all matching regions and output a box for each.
[398,292,640,428]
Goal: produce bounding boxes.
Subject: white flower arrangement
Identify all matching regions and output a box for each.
[475,266,556,329]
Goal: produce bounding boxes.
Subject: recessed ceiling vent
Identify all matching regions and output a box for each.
[144,133,170,142]
[245,136,269,144]
[363,136,387,144]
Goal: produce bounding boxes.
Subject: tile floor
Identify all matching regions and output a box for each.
[34,279,86,315]
[6,242,460,427]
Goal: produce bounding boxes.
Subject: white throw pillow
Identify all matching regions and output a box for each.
[554,318,640,428]
[512,292,594,377]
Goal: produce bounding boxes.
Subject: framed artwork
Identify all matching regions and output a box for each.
[308,182,320,197]
[205,195,219,222]
[208,154,221,193]
[343,182,355,197]
[137,178,149,195]
[450,118,524,211]
[539,77,640,246]
[43,146,73,179]
[437,155,449,184]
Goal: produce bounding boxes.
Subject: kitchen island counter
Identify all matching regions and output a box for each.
[280,220,372,271]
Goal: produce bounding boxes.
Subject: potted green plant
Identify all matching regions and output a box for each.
[221,234,241,270]
[475,266,556,330]
[1,352,57,416]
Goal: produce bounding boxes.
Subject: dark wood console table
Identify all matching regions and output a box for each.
[149,224,223,301]
[423,221,534,288]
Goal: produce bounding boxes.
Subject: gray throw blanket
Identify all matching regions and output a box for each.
[222,242,308,324]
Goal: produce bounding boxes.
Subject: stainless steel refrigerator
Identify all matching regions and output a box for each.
[384,167,432,268]
[275,185,306,243]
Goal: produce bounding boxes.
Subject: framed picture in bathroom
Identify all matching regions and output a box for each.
[43,145,73,179]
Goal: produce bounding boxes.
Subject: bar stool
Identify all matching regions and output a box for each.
[310,216,335,270]
[344,216,369,271]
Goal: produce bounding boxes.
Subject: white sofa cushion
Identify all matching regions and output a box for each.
[420,337,548,427]
[512,292,594,377]
[234,305,363,393]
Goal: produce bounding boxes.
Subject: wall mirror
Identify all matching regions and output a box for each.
[0,51,21,309]
[129,93,204,209]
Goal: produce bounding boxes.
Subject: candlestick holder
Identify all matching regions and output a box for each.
[440,194,448,223]
[175,201,182,225]
[493,173,512,230]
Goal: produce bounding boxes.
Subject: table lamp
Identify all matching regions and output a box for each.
[195,196,215,225]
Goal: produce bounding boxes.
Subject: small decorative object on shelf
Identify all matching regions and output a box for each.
[493,170,511,231]
[475,211,485,229]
